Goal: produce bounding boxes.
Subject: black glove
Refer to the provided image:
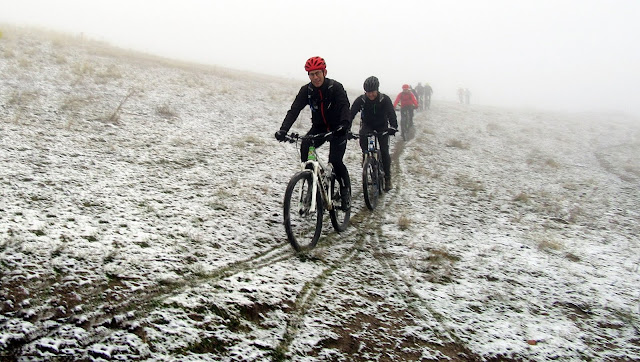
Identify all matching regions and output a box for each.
[388,127,398,135]
[275,130,287,142]
[334,125,347,137]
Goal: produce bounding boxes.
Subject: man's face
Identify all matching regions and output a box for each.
[308,69,325,87]
[366,90,378,100]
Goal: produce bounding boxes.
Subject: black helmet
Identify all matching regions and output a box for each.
[363,76,379,92]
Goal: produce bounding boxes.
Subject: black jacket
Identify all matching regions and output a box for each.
[350,93,398,130]
[280,78,351,132]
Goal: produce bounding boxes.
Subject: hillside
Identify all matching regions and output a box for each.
[1,26,639,361]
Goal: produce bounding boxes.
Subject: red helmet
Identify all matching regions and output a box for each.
[305,56,326,72]
[402,84,410,90]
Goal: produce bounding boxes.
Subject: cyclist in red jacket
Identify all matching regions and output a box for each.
[393,84,419,127]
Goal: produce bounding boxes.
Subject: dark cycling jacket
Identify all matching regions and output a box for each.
[393,91,419,109]
[279,78,351,133]
[350,93,398,130]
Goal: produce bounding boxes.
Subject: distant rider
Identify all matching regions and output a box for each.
[393,84,419,127]
[415,82,425,111]
[424,82,433,109]
[350,76,398,191]
[274,56,352,209]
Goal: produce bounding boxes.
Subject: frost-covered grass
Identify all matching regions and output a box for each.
[1,25,639,361]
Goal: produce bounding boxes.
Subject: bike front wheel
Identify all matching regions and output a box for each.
[283,171,323,252]
[329,173,350,231]
[362,156,379,210]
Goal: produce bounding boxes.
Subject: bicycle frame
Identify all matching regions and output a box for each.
[299,150,334,212]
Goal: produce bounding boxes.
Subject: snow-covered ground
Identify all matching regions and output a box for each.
[1,26,639,361]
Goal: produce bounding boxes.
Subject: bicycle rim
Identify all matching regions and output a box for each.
[362,157,378,210]
[283,171,322,252]
[329,173,350,231]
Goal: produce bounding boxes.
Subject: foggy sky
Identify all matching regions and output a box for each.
[2,0,640,116]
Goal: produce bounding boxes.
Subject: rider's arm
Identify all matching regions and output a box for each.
[333,81,352,130]
[280,85,308,132]
[383,95,399,129]
[349,96,363,123]
[393,93,401,109]
[410,93,419,107]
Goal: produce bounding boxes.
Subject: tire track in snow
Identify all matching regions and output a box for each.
[359,111,481,360]
[272,113,480,360]
[4,240,298,357]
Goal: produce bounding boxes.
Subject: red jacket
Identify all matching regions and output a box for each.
[393,91,419,109]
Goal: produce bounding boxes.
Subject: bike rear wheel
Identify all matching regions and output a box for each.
[283,171,323,252]
[329,173,350,231]
[400,113,408,141]
[362,156,379,210]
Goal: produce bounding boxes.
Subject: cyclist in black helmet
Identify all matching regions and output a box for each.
[350,76,398,191]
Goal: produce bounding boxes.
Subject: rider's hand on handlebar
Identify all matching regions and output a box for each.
[275,130,287,142]
[334,125,347,137]
[388,127,398,135]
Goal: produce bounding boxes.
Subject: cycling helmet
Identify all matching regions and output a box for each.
[304,56,326,72]
[363,76,379,92]
[402,84,410,90]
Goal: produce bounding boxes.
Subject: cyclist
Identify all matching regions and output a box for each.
[350,76,398,191]
[393,84,419,128]
[415,82,425,111]
[275,56,352,208]
[424,82,433,109]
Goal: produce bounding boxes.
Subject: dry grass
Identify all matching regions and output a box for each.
[537,238,563,252]
[513,192,530,203]
[446,138,469,149]
[398,214,411,230]
[156,103,179,120]
[454,174,484,193]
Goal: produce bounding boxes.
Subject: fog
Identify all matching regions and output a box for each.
[3,0,640,116]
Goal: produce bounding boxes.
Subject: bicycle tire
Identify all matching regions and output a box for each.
[283,170,323,252]
[362,156,379,210]
[329,172,350,231]
[401,115,408,141]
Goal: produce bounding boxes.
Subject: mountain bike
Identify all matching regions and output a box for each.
[281,132,351,252]
[355,128,393,210]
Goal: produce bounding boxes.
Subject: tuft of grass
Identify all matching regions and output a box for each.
[104,87,137,124]
[544,158,560,168]
[455,175,484,193]
[398,214,411,230]
[446,139,468,149]
[537,238,563,252]
[513,192,530,203]
[156,102,179,120]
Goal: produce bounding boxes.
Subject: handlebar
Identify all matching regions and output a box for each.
[350,127,397,139]
[282,131,335,144]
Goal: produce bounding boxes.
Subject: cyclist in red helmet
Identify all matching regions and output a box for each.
[393,84,419,128]
[275,56,353,209]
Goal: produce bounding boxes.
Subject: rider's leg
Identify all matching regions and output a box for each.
[409,108,414,127]
[359,126,371,165]
[379,134,392,190]
[329,136,351,208]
